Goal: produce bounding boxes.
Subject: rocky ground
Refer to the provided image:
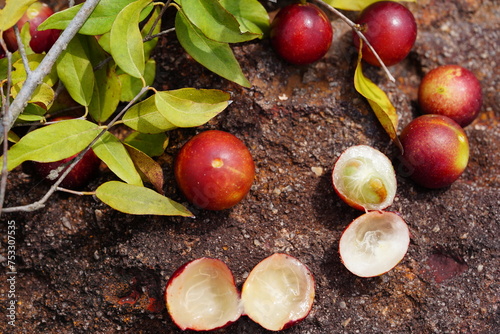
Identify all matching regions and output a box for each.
[1,0,499,333]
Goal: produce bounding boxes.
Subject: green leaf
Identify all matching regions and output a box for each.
[155,88,230,127]
[122,94,177,134]
[110,0,152,79]
[38,0,153,36]
[0,53,21,81]
[118,59,156,102]
[219,0,270,36]
[11,54,58,87]
[354,42,402,151]
[96,181,193,217]
[7,131,21,143]
[56,34,95,106]
[124,144,164,193]
[0,0,37,31]
[0,119,100,171]
[142,6,161,59]
[92,132,143,186]
[175,10,251,87]
[16,103,47,122]
[324,0,416,11]
[124,132,168,157]
[88,63,121,123]
[178,0,260,43]
[11,82,55,109]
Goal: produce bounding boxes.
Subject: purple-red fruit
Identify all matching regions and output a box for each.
[34,150,101,189]
[174,130,255,210]
[399,115,469,189]
[353,1,417,66]
[33,117,101,189]
[418,65,483,127]
[6,2,60,54]
[270,3,333,65]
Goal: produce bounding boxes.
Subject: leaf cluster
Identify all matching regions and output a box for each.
[0,0,269,216]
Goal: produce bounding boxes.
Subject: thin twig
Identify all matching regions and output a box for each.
[13,25,32,76]
[313,0,395,82]
[0,39,13,215]
[0,0,102,145]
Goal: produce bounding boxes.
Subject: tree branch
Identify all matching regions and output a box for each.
[1,86,150,213]
[0,0,102,145]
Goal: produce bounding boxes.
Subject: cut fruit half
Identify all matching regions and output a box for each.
[339,211,410,277]
[332,145,397,211]
[241,253,315,331]
[165,254,315,331]
[165,258,243,331]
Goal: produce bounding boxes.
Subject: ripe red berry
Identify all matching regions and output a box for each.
[353,1,417,67]
[399,115,469,189]
[270,2,333,65]
[174,130,255,210]
[8,2,60,54]
[418,65,483,127]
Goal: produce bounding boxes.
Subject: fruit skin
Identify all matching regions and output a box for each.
[399,114,469,189]
[418,65,483,127]
[174,130,255,210]
[353,1,417,66]
[32,117,101,189]
[270,3,333,65]
[33,150,101,189]
[5,2,60,54]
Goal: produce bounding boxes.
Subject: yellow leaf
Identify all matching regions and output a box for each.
[0,0,37,31]
[353,42,402,151]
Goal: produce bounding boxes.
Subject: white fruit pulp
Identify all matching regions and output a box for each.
[166,258,242,330]
[333,145,397,210]
[242,254,315,331]
[339,211,410,277]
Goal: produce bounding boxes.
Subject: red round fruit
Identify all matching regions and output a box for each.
[16,2,60,53]
[270,2,333,65]
[32,117,101,189]
[34,149,101,189]
[399,115,469,189]
[418,65,483,127]
[174,130,255,210]
[1,27,18,55]
[353,1,417,67]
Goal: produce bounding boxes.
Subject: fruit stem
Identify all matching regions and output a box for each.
[56,187,96,196]
[312,0,395,82]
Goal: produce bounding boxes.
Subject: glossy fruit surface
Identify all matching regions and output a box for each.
[332,145,397,211]
[339,211,410,277]
[399,115,469,188]
[14,2,60,53]
[32,117,101,189]
[34,149,101,189]
[174,130,255,210]
[165,258,242,331]
[418,65,483,127]
[270,3,333,65]
[353,1,417,66]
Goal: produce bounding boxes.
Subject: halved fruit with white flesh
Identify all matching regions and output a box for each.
[241,253,315,331]
[332,145,397,211]
[339,211,410,277]
[165,258,243,331]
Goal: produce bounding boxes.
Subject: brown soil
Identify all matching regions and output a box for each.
[1,1,499,333]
